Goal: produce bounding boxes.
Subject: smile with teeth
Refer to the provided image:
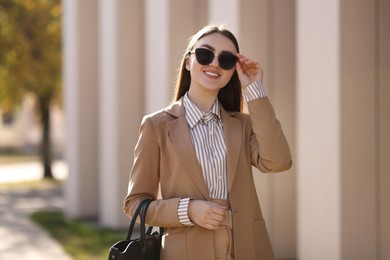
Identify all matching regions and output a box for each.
[204,70,220,78]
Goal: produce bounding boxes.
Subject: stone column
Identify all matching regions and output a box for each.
[340,0,390,259]
[98,0,145,228]
[208,0,240,36]
[144,0,208,113]
[63,0,99,218]
[296,0,341,259]
[379,2,390,259]
[168,0,208,97]
[240,1,297,258]
[297,0,387,259]
[144,0,170,114]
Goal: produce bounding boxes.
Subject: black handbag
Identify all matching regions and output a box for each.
[108,199,163,260]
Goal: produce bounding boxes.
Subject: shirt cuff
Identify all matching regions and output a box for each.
[178,198,195,226]
[242,81,267,102]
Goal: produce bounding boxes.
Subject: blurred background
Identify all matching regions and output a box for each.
[0,0,389,260]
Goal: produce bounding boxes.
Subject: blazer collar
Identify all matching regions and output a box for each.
[220,104,241,194]
[166,99,210,199]
[164,99,184,118]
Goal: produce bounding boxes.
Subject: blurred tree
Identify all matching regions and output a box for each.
[0,0,62,178]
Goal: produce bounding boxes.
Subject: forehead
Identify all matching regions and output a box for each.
[193,33,237,53]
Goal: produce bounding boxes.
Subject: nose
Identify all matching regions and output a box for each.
[210,55,219,67]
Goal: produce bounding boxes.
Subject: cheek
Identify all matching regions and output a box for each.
[186,56,196,71]
[223,70,236,83]
[228,69,236,78]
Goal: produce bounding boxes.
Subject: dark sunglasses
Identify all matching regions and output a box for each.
[190,48,238,70]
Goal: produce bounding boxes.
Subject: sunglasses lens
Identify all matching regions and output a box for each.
[195,48,214,65]
[219,52,238,70]
[194,48,237,70]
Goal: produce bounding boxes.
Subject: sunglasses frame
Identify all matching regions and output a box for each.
[189,48,238,70]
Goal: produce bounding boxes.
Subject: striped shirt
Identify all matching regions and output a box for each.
[183,93,228,199]
[177,81,267,226]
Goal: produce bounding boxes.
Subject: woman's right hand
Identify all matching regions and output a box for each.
[188,200,228,230]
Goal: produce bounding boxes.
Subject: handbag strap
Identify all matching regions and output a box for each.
[140,199,164,241]
[140,199,153,244]
[125,199,151,240]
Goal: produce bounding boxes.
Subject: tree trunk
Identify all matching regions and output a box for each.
[39,97,53,179]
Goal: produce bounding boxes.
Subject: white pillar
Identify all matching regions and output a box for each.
[208,0,240,37]
[98,0,145,228]
[145,0,170,114]
[63,0,99,218]
[296,0,341,259]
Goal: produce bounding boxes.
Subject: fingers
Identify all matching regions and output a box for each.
[237,54,260,73]
[188,200,228,230]
[236,53,264,86]
[202,208,227,230]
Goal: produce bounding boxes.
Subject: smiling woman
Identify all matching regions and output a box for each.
[123,24,292,260]
[176,26,242,112]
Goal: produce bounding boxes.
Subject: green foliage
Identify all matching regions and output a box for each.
[31,210,128,260]
[0,0,62,179]
[0,0,62,111]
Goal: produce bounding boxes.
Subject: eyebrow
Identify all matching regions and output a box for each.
[199,44,215,51]
[198,44,236,54]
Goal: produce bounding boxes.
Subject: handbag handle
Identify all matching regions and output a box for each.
[140,199,153,247]
[140,199,164,251]
[125,199,152,240]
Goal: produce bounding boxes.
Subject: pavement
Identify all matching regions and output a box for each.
[0,161,72,260]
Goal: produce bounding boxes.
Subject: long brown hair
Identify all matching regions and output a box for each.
[173,25,242,112]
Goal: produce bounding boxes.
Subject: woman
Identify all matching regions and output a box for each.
[124,24,292,260]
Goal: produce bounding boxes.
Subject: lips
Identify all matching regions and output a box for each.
[204,70,220,78]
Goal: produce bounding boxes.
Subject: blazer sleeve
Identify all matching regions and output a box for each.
[246,97,293,173]
[123,115,182,228]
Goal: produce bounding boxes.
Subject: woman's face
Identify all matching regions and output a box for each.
[186,33,238,94]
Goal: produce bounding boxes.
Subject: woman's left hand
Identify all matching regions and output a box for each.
[235,54,263,89]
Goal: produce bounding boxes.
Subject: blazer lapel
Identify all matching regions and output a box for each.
[221,108,242,194]
[166,101,211,200]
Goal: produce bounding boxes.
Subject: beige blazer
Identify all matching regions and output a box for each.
[124,97,292,260]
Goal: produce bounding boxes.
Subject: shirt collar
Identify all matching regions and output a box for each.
[183,92,221,128]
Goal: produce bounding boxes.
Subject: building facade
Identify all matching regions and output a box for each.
[62,0,389,259]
